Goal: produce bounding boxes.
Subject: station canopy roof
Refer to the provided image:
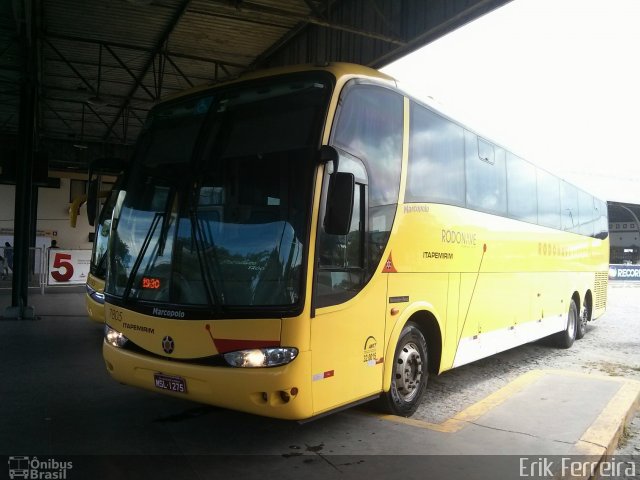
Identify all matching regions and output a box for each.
[0,0,510,171]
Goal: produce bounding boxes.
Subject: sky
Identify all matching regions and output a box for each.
[382,0,640,204]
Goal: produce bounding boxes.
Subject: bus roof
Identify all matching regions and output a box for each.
[157,62,397,104]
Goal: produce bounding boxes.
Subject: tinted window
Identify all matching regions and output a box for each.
[333,84,403,207]
[594,199,609,239]
[317,180,365,307]
[465,131,506,214]
[407,102,465,205]
[536,169,561,229]
[561,181,579,232]
[506,153,537,223]
[578,190,595,236]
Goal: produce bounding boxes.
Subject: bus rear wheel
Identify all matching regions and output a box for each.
[552,299,578,349]
[576,303,588,340]
[380,323,428,417]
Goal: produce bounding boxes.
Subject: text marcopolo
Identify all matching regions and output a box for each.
[152,307,186,318]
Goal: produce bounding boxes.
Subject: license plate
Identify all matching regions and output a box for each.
[154,373,187,394]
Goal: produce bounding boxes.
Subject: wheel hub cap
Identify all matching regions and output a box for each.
[395,342,423,402]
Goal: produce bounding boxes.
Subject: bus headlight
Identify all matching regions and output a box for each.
[223,347,298,368]
[104,325,128,348]
[86,284,105,304]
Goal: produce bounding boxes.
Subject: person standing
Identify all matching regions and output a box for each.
[4,242,13,278]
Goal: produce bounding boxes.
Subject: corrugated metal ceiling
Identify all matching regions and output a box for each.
[0,0,512,170]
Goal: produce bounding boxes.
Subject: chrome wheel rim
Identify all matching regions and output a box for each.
[394,341,423,402]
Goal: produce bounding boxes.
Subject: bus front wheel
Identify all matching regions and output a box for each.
[380,322,429,417]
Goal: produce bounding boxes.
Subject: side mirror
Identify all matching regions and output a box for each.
[324,172,355,236]
[87,178,99,226]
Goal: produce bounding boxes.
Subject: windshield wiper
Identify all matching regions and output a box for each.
[190,209,225,312]
[122,212,163,300]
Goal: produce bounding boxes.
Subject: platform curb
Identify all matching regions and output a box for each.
[368,369,640,466]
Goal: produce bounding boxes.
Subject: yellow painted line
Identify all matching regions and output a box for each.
[561,378,640,480]
[573,379,640,456]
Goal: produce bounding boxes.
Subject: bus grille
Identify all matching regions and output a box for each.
[594,272,608,310]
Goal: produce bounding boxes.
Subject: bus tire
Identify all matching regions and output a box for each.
[380,322,428,417]
[552,299,578,349]
[576,303,588,340]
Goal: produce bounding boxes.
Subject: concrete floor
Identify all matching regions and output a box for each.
[1,288,638,480]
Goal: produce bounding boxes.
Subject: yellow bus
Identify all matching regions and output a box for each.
[86,183,121,322]
[102,63,609,420]
[81,160,126,323]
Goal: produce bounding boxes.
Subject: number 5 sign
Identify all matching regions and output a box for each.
[47,249,92,285]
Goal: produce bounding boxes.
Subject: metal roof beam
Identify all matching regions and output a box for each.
[41,83,157,105]
[302,0,326,20]
[41,99,74,134]
[128,108,146,127]
[43,38,96,95]
[104,0,192,140]
[86,102,122,141]
[42,95,151,113]
[44,33,249,69]
[43,56,214,84]
[103,44,156,101]
[186,7,292,30]
[164,54,193,88]
[227,1,405,45]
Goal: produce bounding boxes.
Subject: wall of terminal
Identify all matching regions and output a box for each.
[0,177,94,251]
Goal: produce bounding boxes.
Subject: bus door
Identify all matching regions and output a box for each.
[310,153,387,415]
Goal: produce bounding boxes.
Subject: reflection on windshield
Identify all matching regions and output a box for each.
[91,187,120,278]
[106,73,330,311]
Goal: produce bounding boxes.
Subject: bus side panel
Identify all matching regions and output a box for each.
[452,272,532,368]
[385,272,449,350]
[440,272,460,372]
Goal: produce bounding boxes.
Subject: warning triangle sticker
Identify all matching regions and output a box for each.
[382,252,397,273]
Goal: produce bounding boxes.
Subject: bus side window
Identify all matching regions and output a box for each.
[465,131,507,215]
[333,83,403,208]
[316,183,365,307]
[561,181,579,232]
[406,102,465,206]
[506,153,537,223]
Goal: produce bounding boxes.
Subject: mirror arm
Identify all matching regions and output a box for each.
[319,145,339,173]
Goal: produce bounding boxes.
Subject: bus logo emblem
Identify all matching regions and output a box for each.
[162,336,175,354]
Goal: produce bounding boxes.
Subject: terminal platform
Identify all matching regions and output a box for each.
[1,291,638,479]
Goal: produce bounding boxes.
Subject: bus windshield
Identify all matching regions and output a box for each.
[106,73,331,312]
[90,185,120,278]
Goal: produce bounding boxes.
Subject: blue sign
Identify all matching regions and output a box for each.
[609,264,640,280]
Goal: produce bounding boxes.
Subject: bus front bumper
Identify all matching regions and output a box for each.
[103,341,313,420]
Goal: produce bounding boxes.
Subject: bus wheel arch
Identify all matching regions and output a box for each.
[407,310,443,375]
[577,290,593,340]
